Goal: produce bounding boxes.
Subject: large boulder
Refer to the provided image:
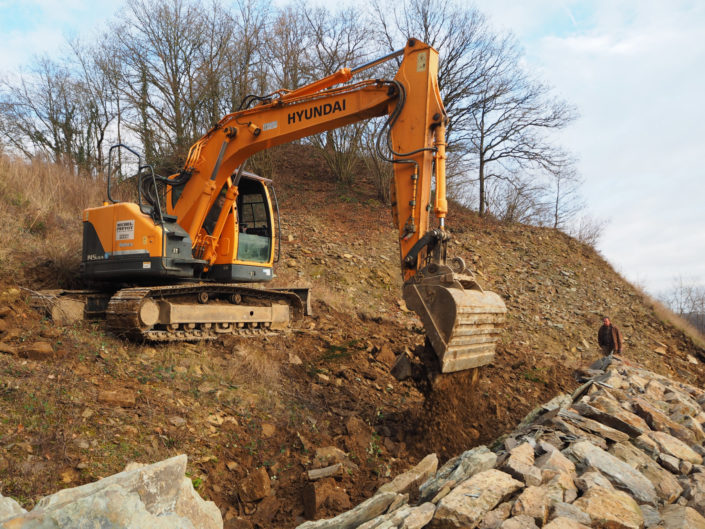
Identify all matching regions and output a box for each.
[1,455,221,529]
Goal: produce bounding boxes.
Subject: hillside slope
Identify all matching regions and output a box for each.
[0,146,703,527]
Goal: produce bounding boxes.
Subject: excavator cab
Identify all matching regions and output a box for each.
[205,173,280,283]
[235,178,273,263]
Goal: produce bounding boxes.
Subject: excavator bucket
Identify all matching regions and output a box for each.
[403,275,506,373]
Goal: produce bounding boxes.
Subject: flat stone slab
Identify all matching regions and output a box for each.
[647,430,703,464]
[297,492,399,529]
[573,486,643,529]
[433,469,523,528]
[660,504,705,529]
[608,442,682,503]
[566,441,657,504]
[558,409,629,443]
[378,453,438,499]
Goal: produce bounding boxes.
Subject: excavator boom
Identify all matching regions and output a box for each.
[77,38,506,372]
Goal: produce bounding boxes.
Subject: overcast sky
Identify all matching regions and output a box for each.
[1,0,703,297]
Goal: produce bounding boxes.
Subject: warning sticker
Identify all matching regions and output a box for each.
[116,220,135,241]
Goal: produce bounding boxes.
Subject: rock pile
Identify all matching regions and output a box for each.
[0,455,222,529]
[296,356,705,528]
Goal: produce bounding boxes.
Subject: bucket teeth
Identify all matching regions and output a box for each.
[403,280,507,373]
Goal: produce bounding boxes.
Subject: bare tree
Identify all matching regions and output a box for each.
[303,6,372,184]
[113,0,209,167]
[548,164,584,229]
[486,176,549,224]
[266,5,312,91]
[370,0,504,177]
[570,214,608,247]
[470,66,577,217]
[371,0,578,219]
[69,39,124,173]
[226,0,272,111]
[0,58,93,170]
[361,121,393,203]
[193,1,237,128]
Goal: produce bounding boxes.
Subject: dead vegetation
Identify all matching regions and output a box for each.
[0,155,103,286]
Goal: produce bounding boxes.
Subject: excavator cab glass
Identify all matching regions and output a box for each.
[236,177,272,263]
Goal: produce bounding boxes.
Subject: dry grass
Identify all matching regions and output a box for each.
[0,155,105,286]
[639,290,705,350]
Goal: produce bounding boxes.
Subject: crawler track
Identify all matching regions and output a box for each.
[105,283,305,341]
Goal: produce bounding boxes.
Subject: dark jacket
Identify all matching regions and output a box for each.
[598,324,622,352]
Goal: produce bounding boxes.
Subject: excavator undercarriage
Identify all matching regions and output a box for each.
[32,284,310,342]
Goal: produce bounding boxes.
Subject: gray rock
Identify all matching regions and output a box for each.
[378,453,437,500]
[573,399,647,437]
[510,486,549,525]
[660,504,705,529]
[681,460,694,475]
[535,449,575,475]
[574,470,614,492]
[550,502,591,525]
[639,504,661,528]
[542,470,577,503]
[479,502,512,529]
[418,446,496,502]
[682,472,705,515]
[557,409,630,443]
[433,469,523,528]
[499,514,538,529]
[501,443,542,486]
[573,486,644,529]
[296,492,399,529]
[658,453,682,474]
[399,503,435,529]
[0,495,27,523]
[609,441,683,503]
[648,430,703,464]
[543,518,590,529]
[634,433,661,457]
[2,455,221,529]
[567,440,658,504]
[664,390,702,417]
[3,485,196,529]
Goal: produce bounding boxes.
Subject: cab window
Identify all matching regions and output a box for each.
[237,179,271,263]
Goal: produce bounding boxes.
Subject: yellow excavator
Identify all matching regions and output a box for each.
[75,39,505,373]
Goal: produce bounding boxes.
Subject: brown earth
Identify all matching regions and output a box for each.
[0,144,704,527]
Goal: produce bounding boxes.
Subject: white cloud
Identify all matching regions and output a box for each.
[0,0,122,74]
[477,0,705,296]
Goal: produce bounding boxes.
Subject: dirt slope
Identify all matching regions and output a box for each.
[0,145,703,527]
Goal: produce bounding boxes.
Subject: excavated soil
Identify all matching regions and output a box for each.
[1,144,704,528]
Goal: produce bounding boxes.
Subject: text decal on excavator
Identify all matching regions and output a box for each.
[287,99,346,125]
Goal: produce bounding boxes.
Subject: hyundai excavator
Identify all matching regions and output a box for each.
[55,39,506,373]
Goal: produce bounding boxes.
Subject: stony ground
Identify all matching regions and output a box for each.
[0,145,704,528]
[292,355,705,529]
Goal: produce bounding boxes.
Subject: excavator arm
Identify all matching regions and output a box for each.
[156,39,506,371]
[167,40,446,277]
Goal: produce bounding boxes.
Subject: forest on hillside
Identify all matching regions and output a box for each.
[0,0,585,229]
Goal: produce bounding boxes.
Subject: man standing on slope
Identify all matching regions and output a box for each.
[598,317,622,356]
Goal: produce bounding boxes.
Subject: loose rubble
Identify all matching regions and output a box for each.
[295,355,705,528]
